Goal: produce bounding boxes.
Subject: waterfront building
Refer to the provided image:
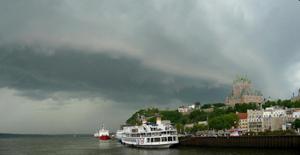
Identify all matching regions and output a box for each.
[188,104,195,109]
[184,123,194,129]
[202,107,214,113]
[236,112,248,132]
[291,89,300,102]
[177,106,189,113]
[293,110,300,119]
[263,107,287,131]
[225,77,264,106]
[178,103,198,114]
[247,109,264,132]
[285,108,300,122]
[198,121,208,126]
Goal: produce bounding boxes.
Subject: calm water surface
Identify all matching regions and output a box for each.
[0,136,298,155]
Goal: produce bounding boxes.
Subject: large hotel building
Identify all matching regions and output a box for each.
[225,77,264,106]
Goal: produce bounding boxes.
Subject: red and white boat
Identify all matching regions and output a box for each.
[94,125,111,140]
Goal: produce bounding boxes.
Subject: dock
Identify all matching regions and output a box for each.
[179,136,300,148]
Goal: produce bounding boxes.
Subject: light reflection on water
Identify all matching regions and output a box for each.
[0,136,298,155]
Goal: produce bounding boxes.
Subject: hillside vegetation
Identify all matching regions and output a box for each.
[126,100,300,133]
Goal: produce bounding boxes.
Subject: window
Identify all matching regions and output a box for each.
[162,137,167,142]
[147,138,150,143]
[173,137,176,141]
[154,138,160,142]
[151,138,154,142]
[168,137,172,141]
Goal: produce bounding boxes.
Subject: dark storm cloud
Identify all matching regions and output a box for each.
[1,0,300,133]
[0,45,229,104]
[0,0,300,101]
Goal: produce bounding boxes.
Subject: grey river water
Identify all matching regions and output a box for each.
[0,136,298,155]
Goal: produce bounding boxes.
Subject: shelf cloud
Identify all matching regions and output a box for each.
[0,0,300,133]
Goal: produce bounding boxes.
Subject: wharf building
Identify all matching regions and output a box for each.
[225,77,264,106]
[247,109,264,132]
[236,112,248,132]
[246,107,300,132]
[263,107,287,131]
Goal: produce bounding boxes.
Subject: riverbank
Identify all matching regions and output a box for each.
[179,135,300,148]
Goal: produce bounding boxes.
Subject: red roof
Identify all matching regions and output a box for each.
[237,113,247,119]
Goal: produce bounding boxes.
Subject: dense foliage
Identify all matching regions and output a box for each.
[293,119,300,129]
[208,113,238,130]
[126,108,159,125]
[201,103,225,109]
[185,124,208,133]
[189,110,208,122]
[126,103,238,131]
[263,100,300,108]
[234,103,258,112]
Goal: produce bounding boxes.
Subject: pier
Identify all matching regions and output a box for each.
[179,136,300,148]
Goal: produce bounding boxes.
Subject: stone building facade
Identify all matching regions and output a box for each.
[263,107,287,131]
[225,77,264,106]
[247,110,264,132]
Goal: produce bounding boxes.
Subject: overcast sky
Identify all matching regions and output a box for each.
[1,0,300,134]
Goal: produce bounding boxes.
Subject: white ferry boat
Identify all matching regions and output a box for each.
[121,117,179,148]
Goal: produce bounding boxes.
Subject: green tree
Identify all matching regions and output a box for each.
[189,110,208,122]
[126,108,159,125]
[160,110,184,124]
[175,123,184,133]
[208,113,239,130]
[234,103,257,112]
[212,103,225,107]
[201,104,212,109]
[293,119,300,129]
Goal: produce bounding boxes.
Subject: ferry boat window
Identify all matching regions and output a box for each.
[173,136,176,141]
[151,138,154,142]
[162,137,167,142]
[146,133,151,136]
[154,138,160,142]
[168,137,172,141]
[147,138,150,143]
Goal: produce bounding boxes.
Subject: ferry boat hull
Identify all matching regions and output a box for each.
[125,143,173,149]
[137,144,172,149]
[99,135,111,140]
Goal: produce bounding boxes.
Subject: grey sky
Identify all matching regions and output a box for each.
[0,0,300,134]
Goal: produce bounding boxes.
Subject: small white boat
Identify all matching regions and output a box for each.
[121,116,178,148]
